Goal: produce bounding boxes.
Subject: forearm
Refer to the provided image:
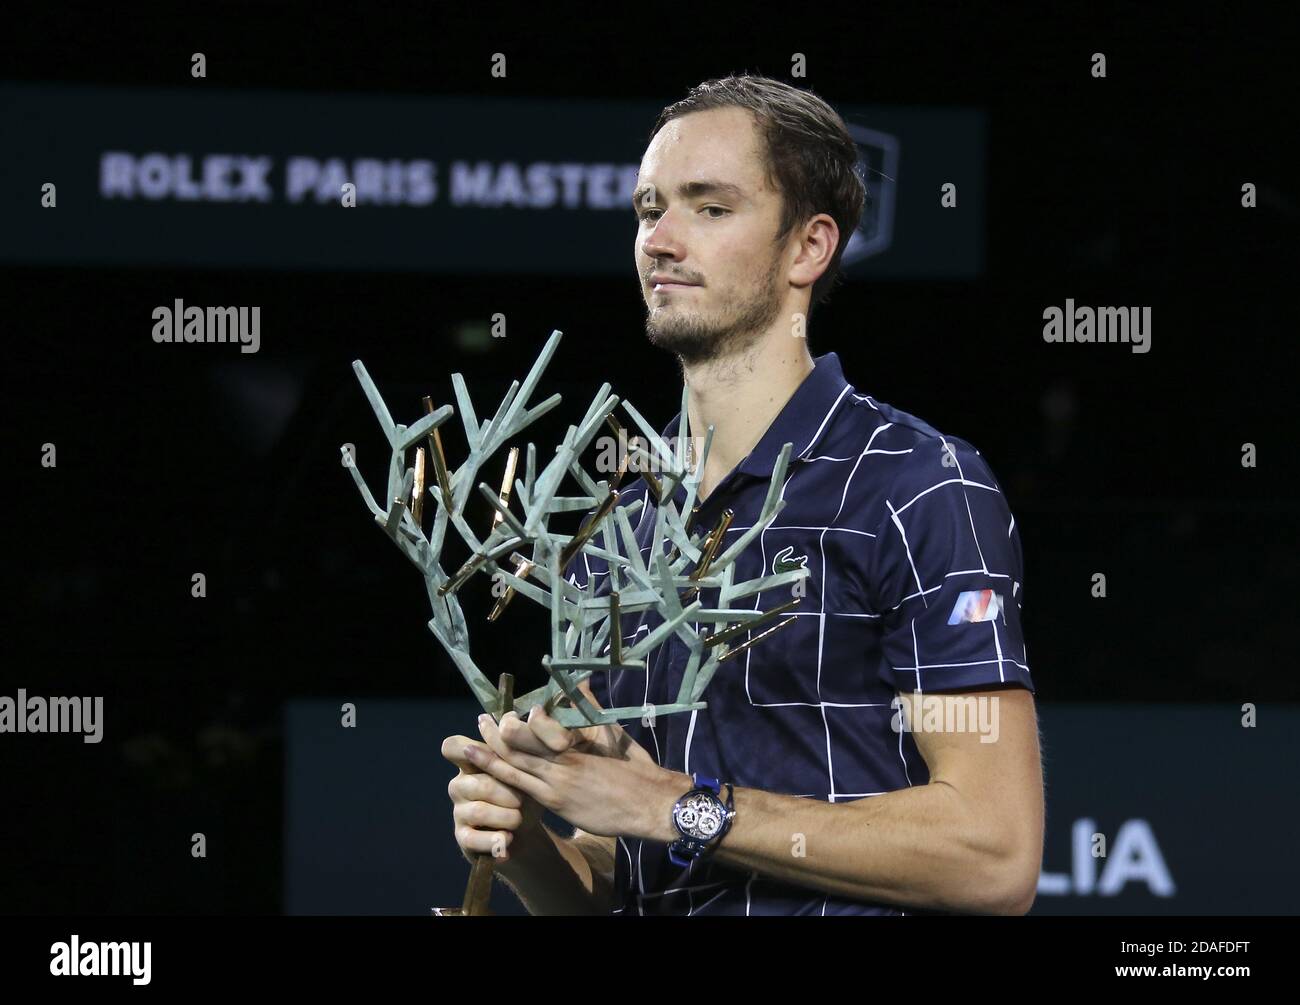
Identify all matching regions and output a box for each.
[651,774,1029,914]
[492,824,615,916]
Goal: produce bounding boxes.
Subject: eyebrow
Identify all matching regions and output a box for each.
[631,179,748,211]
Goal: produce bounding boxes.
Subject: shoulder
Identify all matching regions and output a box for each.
[818,392,1006,520]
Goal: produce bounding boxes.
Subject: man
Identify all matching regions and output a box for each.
[442,74,1043,915]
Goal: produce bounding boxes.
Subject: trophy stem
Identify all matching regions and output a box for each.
[460,854,496,915]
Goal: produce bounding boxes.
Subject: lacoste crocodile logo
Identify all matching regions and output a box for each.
[772,546,809,575]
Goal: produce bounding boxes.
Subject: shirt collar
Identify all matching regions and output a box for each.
[659,351,852,481]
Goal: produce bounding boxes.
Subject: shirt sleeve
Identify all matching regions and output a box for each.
[870,436,1034,694]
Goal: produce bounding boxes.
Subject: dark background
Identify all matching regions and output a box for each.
[2,2,1296,914]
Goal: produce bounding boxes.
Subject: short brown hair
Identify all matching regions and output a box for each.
[650,74,867,315]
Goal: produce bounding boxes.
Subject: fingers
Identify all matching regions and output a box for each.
[472,717,553,799]
[448,770,524,810]
[518,703,581,754]
[453,822,516,859]
[451,796,524,834]
[446,732,530,862]
[496,709,565,756]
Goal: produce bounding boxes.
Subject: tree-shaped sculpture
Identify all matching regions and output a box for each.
[342,330,807,913]
[344,329,808,726]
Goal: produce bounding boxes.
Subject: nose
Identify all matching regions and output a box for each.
[639,208,684,265]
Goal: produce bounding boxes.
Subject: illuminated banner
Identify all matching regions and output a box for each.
[1,84,984,277]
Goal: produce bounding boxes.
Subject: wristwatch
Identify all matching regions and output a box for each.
[668,772,735,867]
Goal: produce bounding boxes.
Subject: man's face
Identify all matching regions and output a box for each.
[633,107,791,366]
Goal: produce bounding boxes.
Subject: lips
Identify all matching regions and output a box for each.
[650,276,700,291]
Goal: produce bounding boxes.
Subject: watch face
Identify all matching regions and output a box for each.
[676,791,724,839]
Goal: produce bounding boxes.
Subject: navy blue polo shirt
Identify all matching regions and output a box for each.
[569,351,1034,915]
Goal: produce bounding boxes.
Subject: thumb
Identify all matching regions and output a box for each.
[577,677,605,711]
[570,681,653,764]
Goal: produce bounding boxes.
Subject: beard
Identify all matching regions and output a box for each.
[644,252,784,367]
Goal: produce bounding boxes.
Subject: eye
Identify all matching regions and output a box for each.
[639,205,730,223]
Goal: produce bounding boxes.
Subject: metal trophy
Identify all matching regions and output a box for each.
[343,330,808,915]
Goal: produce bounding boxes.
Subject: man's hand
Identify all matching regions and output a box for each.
[465,682,683,840]
[440,732,546,864]
[499,680,656,765]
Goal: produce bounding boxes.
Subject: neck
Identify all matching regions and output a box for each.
[680,335,815,501]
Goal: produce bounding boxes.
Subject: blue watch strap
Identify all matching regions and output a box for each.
[669,774,733,866]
